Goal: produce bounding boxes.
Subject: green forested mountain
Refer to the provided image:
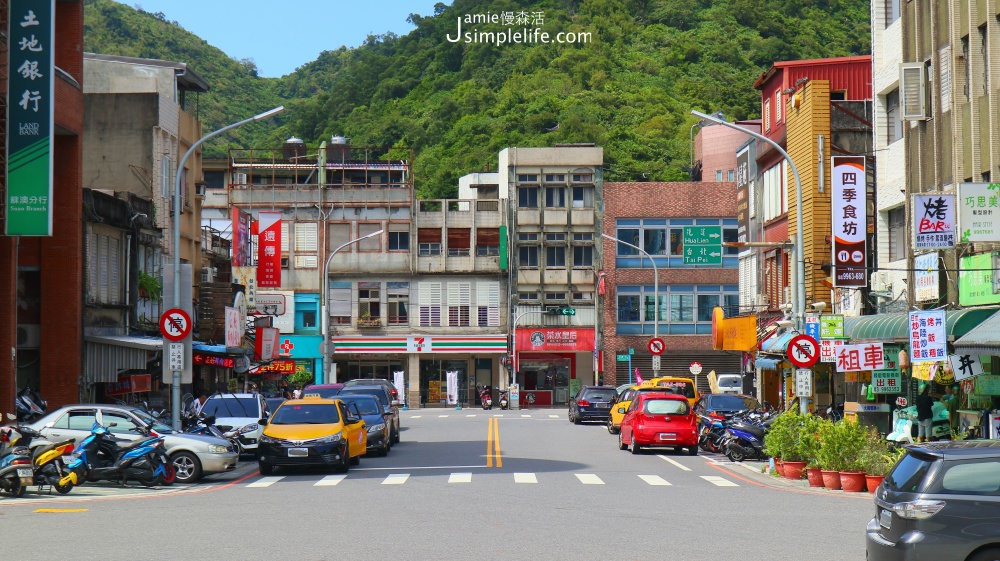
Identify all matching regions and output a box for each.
[84,0,871,199]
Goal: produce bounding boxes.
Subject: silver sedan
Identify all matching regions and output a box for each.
[29,404,239,484]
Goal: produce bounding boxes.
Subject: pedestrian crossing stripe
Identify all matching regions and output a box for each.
[575,474,604,485]
[248,473,735,487]
[514,472,537,483]
[382,473,409,485]
[701,475,739,487]
[638,475,671,486]
[247,476,283,488]
[448,472,472,483]
[315,475,346,486]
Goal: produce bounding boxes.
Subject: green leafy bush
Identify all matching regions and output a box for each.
[859,426,895,476]
[816,420,867,472]
[764,411,801,461]
[798,414,829,469]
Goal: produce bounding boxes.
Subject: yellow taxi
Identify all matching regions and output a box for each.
[257,396,367,475]
[607,385,638,434]
[647,376,700,407]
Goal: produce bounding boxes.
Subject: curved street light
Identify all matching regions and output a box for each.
[170,106,284,430]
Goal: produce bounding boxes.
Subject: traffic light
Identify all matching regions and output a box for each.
[547,306,576,316]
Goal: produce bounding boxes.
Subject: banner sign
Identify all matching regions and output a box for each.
[914,193,956,249]
[256,359,294,374]
[225,306,242,348]
[959,252,1000,306]
[255,327,279,361]
[736,148,751,244]
[958,183,1000,243]
[256,211,282,288]
[909,310,947,362]
[231,207,254,266]
[835,342,885,372]
[832,156,867,287]
[820,339,845,363]
[6,0,55,236]
[914,252,940,302]
[193,353,235,368]
[871,345,902,394]
[949,353,984,382]
[819,314,845,339]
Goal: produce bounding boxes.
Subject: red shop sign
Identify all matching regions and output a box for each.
[193,353,235,369]
[516,328,595,352]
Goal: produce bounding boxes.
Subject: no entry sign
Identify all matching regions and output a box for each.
[787,334,820,368]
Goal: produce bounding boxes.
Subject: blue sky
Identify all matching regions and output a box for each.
[118,1,447,77]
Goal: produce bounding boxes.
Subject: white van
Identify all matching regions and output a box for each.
[708,371,743,394]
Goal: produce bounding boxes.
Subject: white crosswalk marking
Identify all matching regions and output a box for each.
[521,414,531,418]
[701,475,739,487]
[382,473,409,485]
[514,473,537,484]
[247,476,283,488]
[438,415,450,418]
[315,475,346,486]
[638,474,671,486]
[575,473,604,485]
[410,415,422,419]
[658,455,692,471]
[466,414,478,417]
[449,473,472,483]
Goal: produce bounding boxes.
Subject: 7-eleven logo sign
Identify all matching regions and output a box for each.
[407,336,430,353]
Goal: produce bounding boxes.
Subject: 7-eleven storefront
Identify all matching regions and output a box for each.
[330,335,508,409]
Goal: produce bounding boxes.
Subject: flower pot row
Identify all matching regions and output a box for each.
[789,466,885,493]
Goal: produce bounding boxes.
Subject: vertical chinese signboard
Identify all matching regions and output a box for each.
[231,207,253,266]
[913,193,956,249]
[909,310,946,363]
[831,156,866,287]
[256,211,282,288]
[736,148,750,244]
[6,0,55,236]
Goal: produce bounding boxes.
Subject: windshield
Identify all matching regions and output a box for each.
[270,404,341,425]
[708,395,759,411]
[202,396,260,418]
[339,388,389,407]
[338,397,381,415]
[583,389,616,401]
[132,409,176,434]
[303,387,342,398]
[645,399,689,415]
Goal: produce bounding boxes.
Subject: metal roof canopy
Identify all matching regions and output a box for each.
[845,307,1000,343]
[953,309,1000,356]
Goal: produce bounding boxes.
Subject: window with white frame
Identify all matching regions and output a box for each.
[387,282,409,325]
[447,282,471,327]
[294,221,318,268]
[715,170,724,182]
[571,186,594,208]
[774,90,782,123]
[87,227,123,305]
[358,282,380,320]
[518,291,539,303]
[762,163,784,222]
[764,99,771,131]
[418,281,442,327]
[476,282,500,327]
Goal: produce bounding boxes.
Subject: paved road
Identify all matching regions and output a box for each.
[0,408,873,561]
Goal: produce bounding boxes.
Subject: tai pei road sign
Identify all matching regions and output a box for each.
[682,226,723,265]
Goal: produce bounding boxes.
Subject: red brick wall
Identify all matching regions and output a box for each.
[600,182,739,383]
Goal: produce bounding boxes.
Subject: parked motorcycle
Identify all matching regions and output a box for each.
[8,425,75,494]
[479,386,493,410]
[0,425,34,497]
[15,386,46,423]
[498,388,509,410]
[723,410,777,462]
[698,414,730,453]
[60,417,168,488]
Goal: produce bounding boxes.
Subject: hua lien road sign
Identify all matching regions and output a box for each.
[682,226,723,265]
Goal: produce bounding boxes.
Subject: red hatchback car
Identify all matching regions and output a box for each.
[617,392,699,455]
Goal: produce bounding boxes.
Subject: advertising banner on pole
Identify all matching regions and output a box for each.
[6,0,55,236]
[914,252,940,302]
[831,156,867,287]
[231,207,254,266]
[446,371,458,405]
[913,194,956,249]
[256,211,282,288]
[909,310,947,363]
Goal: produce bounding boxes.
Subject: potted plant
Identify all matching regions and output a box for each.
[816,420,845,490]
[778,414,808,480]
[137,269,161,301]
[860,427,897,493]
[798,414,828,487]
[763,411,795,476]
[835,421,868,492]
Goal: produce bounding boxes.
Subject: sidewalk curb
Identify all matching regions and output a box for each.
[713,459,874,499]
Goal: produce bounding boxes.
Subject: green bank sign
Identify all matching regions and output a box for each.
[6,0,54,236]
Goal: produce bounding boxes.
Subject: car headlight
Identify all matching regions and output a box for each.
[312,433,343,445]
[367,423,386,435]
[208,444,231,453]
[236,423,259,435]
[259,434,281,444]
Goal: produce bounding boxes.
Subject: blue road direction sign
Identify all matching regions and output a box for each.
[683,226,723,265]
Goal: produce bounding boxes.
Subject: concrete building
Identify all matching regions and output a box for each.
[1,1,84,410]
[600,182,741,391]
[80,53,210,403]
[219,138,510,408]
[500,145,603,406]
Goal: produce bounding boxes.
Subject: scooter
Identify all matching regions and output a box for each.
[15,386,46,423]
[723,411,776,462]
[0,425,34,497]
[8,425,75,494]
[60,417,168,488]
[498,388,509,410]
[479,386,493,410]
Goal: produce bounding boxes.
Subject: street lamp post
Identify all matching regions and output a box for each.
[320,228,384,383]
[600,233,659,340]
[690,110,805,332]
[170,106,284,430]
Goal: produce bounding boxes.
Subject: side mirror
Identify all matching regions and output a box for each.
[617,406,625,414]
[258,417,268,425]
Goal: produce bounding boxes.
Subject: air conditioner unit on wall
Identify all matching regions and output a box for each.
[16,325,40,348]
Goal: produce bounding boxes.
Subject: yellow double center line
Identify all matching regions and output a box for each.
[486,416,502,468]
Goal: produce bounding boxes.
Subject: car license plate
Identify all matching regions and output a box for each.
[288,448,308,457]
[596,403,609,409]
[659,433,677,440]
[17,468,32,478]
[879,509,892,530]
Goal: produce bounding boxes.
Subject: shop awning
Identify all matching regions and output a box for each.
[84,335,162,384]
[759,331,794,355]
[845,307,1000,343]
[953,309,1000,357]
[754,356,785,370]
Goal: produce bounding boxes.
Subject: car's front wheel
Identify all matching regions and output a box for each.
[171,451,202,484]
[258,461,273,475]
